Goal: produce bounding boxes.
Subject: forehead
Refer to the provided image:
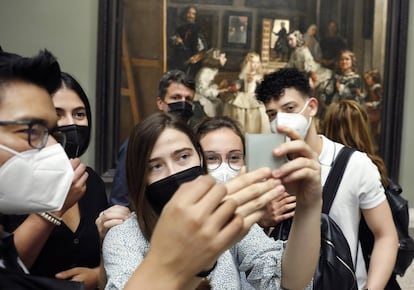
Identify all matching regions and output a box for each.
[264,87,306,110]
[0,82,57,128]
[200,128,243,153]
[53,87,84,109]
[165,82,194,99]
[150,127,195,157]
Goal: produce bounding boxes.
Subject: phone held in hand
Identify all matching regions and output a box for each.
[245,133,287,172]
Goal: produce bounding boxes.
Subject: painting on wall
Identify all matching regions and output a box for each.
[223,11,252,49]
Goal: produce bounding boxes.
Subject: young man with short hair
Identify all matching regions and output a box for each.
[256,68,398,290]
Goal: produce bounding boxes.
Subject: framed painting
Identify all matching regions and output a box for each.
[223,11,252,49]
[96,0,408,182]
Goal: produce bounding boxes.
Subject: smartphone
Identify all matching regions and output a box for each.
[245,133,288,172]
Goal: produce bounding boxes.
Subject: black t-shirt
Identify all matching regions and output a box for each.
[0,231,83,290]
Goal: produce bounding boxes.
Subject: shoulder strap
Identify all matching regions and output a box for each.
[322,147,356,214]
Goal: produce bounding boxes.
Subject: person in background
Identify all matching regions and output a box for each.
[323,99,401,290]
[320,21,347,69]
[273,21,289,62]
[303,24,322,62]
[193,48,229,118]
[330,49,363,104]
[255,67,398,290]
[169,5,208,78]
[103,112,323,290]
[1,72,131,290]
[110,69,197,207]
[223,52,270,134]
[363,68,383,141]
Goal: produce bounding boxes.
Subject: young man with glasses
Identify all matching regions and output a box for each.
[0,50,87,289]
[255,67,398,290]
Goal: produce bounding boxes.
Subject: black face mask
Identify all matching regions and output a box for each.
[58,124,90,158]
[167,101,193,122]
[145,166,204,214]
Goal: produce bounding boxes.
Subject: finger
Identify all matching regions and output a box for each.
[69,158,81,169]
[167,175,216,206]
[226,178,280,206]
[274,211,295,223]
[273,157,319,183]
[55,268,77,279]
[242,209,267,229]
[104,219,126,229]
[225,167,272,195]
[195,183,229,217]
[211,211,245,251]
[276,125,302,141]
[235,185,284,217]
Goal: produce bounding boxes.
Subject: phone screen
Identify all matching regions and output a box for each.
[245,133,287,171]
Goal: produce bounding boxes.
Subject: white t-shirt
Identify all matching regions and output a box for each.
[319,135,386,289]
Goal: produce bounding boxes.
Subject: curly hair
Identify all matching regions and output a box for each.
[255,68,311,104]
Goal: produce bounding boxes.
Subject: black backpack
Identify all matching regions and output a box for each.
[270,147,358,290]
[359,178,414,288]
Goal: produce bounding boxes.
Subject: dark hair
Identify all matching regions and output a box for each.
[364,68,382,84]
[323,100,388,185]
[180,5,197,22]
[58,72,92,152]
[0,49,61,101]
[196,116,245,154]
[255,68,311,104]
[126,112,205,240]
[158,69,195,101]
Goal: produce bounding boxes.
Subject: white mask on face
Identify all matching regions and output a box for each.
[208,163,240,184]
[270,100,312,139]
[0,143,74,214]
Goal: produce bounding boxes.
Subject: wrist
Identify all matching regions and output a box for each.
[37,212,63,226]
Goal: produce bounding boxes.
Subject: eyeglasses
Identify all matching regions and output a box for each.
[0,120,66,149]
[204,151,244,171]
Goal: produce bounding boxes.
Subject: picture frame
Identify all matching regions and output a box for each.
[222,11,252,49]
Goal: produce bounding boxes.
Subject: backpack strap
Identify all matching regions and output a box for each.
[322,146,356,214]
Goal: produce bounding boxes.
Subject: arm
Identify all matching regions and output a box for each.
[362,201,398,290]
[272,126,322,290]
[105,176,246,290]
[12,158,87,268]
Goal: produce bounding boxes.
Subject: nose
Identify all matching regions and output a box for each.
[58,113,75,126]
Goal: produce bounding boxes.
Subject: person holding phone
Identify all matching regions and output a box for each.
[103,112,323,290]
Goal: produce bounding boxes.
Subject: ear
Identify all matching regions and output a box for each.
[156,97,164,111]
[307,97,319,117]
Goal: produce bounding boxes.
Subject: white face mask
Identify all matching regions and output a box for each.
[270,100,312,139]
[208,163,240,184]
[0,143,74,214]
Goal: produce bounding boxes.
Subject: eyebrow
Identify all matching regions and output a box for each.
[148,147,194,163]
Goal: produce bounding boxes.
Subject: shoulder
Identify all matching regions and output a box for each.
[104,213,145,249]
